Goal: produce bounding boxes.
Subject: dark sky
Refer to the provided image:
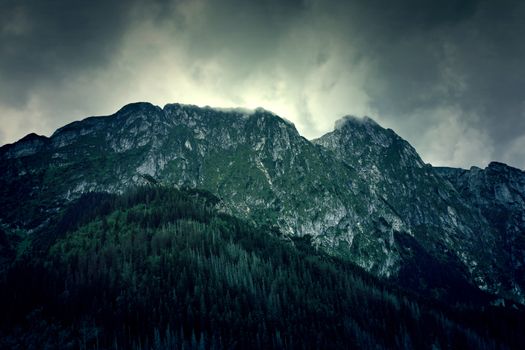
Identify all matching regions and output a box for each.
[1,0,524,168]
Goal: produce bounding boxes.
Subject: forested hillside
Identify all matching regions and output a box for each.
[1,186,523,349]
[3,103,525,304]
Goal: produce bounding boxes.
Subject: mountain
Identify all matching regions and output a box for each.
[436,163,525,303]
[2,186,523,349]
[0,102,524,305]
[313,116,515,301]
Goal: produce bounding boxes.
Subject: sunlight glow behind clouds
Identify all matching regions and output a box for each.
[1,0,524,169]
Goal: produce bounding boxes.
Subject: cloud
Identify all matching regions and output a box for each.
[0,0,137,106]
[505,135,525,170]
[357,0,525,168]
[0,0,524,169]
[398,106,494,167]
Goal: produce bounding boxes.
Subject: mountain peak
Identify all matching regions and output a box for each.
[487,161,524,173]
[2,100,525,306]
[114,102,163,120]
[0,132,49,159]
[334,115,379,131]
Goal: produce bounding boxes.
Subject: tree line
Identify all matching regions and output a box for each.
[0,186,523,349]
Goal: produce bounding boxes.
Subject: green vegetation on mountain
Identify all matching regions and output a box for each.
[1,186,523,349]
[2,102,525,348]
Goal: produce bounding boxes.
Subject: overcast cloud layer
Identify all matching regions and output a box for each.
[1,0,524,168]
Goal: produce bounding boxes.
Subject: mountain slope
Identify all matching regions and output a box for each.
[0,103,404,279]
[437,163,525,302]
[313,116,512,300]
[0,102,523,303]
[1,186,523,349]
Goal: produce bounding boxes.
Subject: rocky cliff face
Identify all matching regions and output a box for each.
[1,102,523,303]
[437,163,525,302]
[313,116,508,301]
[0,103,399,278]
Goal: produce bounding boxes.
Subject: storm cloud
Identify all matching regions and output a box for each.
[1,0,524,168]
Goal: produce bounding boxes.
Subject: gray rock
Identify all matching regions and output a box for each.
[1,103,523,304]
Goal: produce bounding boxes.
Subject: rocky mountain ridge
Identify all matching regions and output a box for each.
[436,163,525,301]
[1,102,524,304]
